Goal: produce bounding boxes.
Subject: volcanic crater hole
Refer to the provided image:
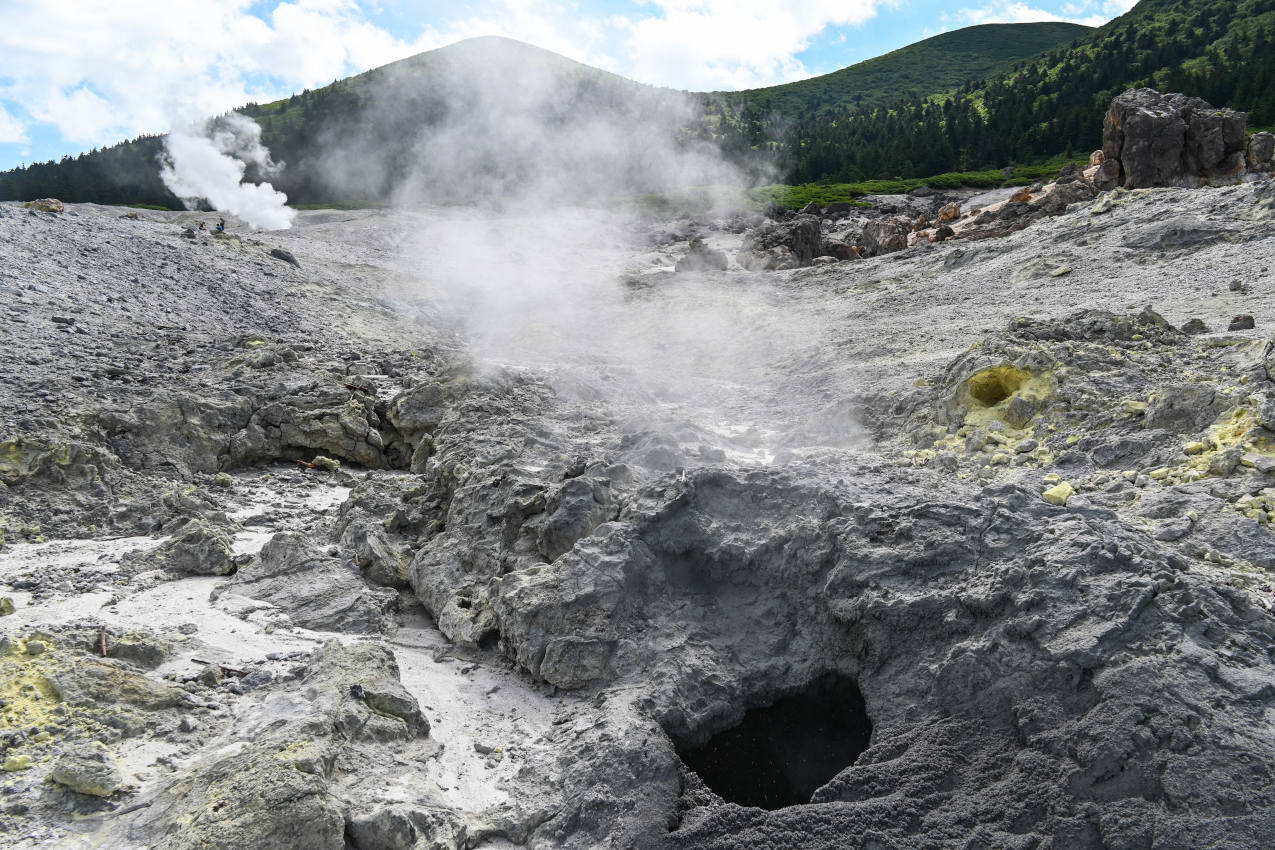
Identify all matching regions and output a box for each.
[675,673,872,810]
[966,365,1032,407]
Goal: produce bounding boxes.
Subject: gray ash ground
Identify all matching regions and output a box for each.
[2,182,1275,849]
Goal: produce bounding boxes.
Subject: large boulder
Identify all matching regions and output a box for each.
[218,533,396,633]
[1248,131,1275,171]
[1102,88,1247,189]
[736,215,822,270]
[861,219,908,257]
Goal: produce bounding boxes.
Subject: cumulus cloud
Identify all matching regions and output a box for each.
[0,105,26,144]
[947,0,1126,28]
[0,0,438,153]
[620,0,886,90]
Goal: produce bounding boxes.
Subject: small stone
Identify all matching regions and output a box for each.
[0,597,14,616]
[24,640,47,655]
[1043,473,1061,484]
[240,670,273,690]
[1042,482,1075,506]
[4,755,32,771]
[1015,439,1038,454]
[1229,314,1255,331]
[177,623,198,635]
[312,456,341,472]
[1228,279,1244,292]
[1180,318,1209,335]
[179,716,198,733]
[1184,441,1207,455]
[212,473,234,489]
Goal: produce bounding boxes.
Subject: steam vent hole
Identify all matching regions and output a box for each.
[967,365,1032,407]
[676,674,872,810]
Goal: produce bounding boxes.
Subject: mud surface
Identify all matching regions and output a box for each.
[2,183,1275,849]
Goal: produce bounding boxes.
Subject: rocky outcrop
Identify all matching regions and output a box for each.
[1248,131,1275,171]
[860,219,908,257]
[736,215,821,269]
[137,640,429,850]
[1102,88,1248,189]
[216,532,396,633]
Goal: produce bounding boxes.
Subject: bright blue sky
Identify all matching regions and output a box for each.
[0,0,1135,171]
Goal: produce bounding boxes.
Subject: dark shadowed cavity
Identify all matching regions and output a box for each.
[675,674,872,810]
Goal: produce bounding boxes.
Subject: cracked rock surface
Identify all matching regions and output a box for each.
[2,183,1275,849]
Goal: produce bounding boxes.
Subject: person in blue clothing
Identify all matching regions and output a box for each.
[215,217,225,232]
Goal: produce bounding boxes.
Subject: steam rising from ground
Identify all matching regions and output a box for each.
[353,38,849,454]
[161,114,295,230]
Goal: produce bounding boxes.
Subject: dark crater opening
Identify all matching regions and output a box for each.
[676,674,872,810]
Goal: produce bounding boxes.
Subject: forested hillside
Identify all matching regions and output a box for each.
[725,0,1275,182]
[705,22,1090,120]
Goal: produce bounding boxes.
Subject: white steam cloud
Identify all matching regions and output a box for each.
[160,114,296,230]
[355,38,849,458]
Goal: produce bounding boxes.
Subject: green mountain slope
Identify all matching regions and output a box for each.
[763,0,1275,181]
[2,3,1273,205]
[707,22,1092,118]
[0,25,1096,207]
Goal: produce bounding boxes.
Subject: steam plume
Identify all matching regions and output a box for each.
[160,114,295,230]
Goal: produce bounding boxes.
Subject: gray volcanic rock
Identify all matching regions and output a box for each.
[5,178,1275,850]
[218,532,395,632]
[737,215,821,269]
[152,518,235,576]
[1248,131,1275,171]
[861,219,908,256]
[1103,88,1248,188]
[136,640,428,850]
[48,742,124,797]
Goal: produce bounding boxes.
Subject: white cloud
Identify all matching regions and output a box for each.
[620,1,886,91]
[0,0,438,150]
[948,0,1128,28]
[0,105,26,144]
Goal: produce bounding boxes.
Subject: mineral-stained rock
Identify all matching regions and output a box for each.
[1229,314,1256,331]
[861,219,908,257]
[49,742,123,796]
[818,239,858,261]
[21,198,64,213]
[153,518,235,576]
[937,203,960,223]
[138,640,428,849]
[1180,317,1209,335]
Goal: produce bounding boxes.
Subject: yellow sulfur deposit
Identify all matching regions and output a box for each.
[1042,481,1075,506]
